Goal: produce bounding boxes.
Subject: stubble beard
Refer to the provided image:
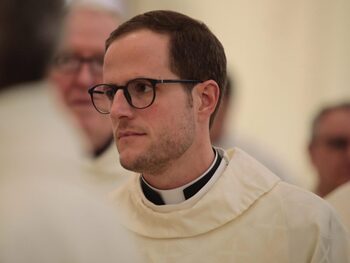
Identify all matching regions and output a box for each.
[119,108,196,175]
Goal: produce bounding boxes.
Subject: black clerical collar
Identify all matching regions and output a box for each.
[140,149,223,205]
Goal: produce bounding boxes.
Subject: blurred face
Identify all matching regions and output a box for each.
[104,30,197,175]
[309,108,350,195]
[49,8,119,151]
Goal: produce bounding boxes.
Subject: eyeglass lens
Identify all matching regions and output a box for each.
[54,54,103,74]
[325,137,350,150]
[91,79,156,113]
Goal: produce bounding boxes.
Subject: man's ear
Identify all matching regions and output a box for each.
[193,80,220,123]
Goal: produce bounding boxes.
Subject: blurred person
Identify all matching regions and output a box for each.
[326,181,350,230]
[308,102,350,231]
[308,102,350,197]
[0,0,82,176]
[210,75,298,184]
[49,0,133,192]
[0,175,140,263]
[0,0,140,262]
[90,10,349,262]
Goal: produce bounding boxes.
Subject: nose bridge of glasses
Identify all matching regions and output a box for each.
[74,63,96,85]
[79,57,102,74]
[111,85,131,105]
[323,136,350,151]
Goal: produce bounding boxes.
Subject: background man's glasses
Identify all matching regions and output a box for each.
[88,78,202,114]
[53,54,104,75]
[317,136,350,151]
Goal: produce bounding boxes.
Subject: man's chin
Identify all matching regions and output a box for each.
[119,159,138,173]
[119,151,142,173]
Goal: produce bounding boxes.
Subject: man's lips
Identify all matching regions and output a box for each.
[117,131,146,140]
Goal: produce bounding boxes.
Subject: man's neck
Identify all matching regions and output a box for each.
[141,149,222,205]
[142,141,215,190]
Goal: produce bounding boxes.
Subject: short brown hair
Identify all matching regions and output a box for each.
[106,10,227,126]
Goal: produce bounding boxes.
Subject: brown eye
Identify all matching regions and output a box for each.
[129,80,153,95]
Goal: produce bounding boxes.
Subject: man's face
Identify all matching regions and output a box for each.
[309,109,350,192]
[49,9,119,149]
[104,29,197,175]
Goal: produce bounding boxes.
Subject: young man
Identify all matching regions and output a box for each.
[89,10,349,262]
[50,0,133,191]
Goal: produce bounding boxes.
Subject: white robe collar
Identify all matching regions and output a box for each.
[110,148,281,238]
[140,149,222,205]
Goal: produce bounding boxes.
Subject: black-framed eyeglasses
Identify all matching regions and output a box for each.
[88,78,202,114]
[318,136,350,151]
[53,54,104,75]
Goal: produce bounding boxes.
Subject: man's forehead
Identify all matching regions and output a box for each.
[103,30,173,84]
[57,10,118,55]
[108,29,170,46]
[105,29,170,61]
[62,8,119,43]
[317,109,350,134]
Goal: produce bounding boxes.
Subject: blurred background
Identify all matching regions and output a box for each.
[121,0,350,189]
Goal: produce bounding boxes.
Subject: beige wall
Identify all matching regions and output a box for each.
[127,0,350,189]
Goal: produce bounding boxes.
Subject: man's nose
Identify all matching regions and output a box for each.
[75,63,96,87]
[110,89,133,120]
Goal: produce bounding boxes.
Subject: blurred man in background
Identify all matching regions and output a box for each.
[308,102,350,231]
[0,0,82,176]
[50,0,133,192]
[308,102,350,197]
[0,0,139,261]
